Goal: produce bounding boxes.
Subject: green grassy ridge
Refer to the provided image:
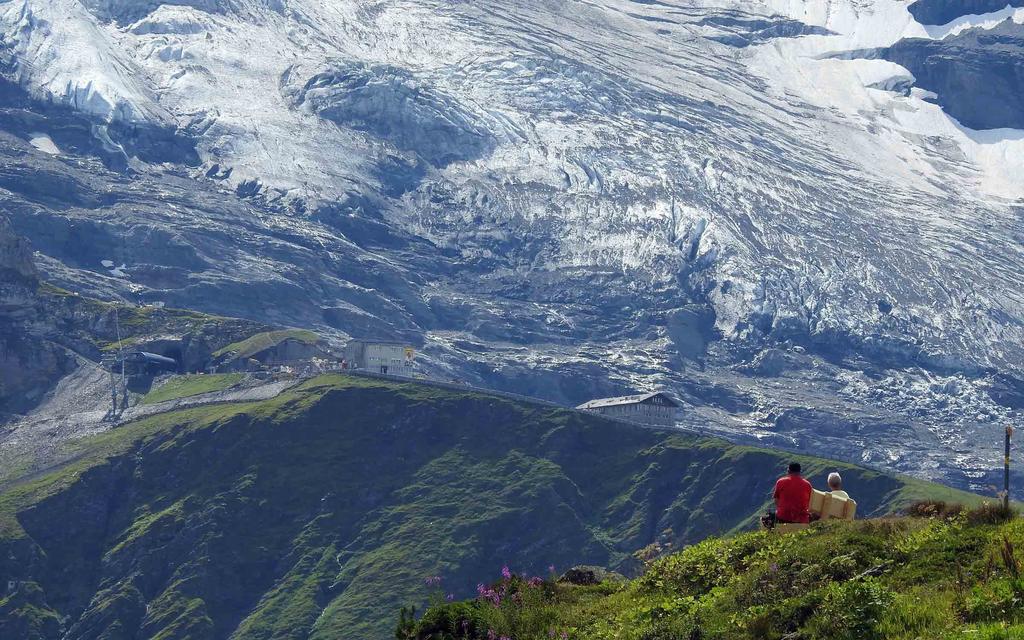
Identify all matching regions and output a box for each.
[211,329,321,360]
[140,373,245,405]
[407,509,1024,640]
[0,375,981,640]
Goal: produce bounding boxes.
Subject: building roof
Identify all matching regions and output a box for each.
[128,351,177,366]
[348,339,412,347]
[576,391,681,410]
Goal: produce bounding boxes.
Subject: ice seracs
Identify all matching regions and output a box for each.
[0,0,1021,494]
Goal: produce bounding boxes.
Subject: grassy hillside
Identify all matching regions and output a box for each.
[0,375,980,640]
[211,329,321,359]
[404,504,1021,640]
[140,373,245,405]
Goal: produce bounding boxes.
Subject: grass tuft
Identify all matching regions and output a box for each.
[139,373,245,405]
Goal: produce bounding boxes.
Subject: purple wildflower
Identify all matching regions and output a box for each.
[488,630,497,640]
[528,576,543,587]
[476,584,502,606]
[548,565,556,574]
[501,565,512,580]
[446,593,455,602]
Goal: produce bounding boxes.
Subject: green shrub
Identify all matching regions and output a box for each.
[963,577,1024,623]
[408,572,571,640]
[410,602,490,639]
[968,503,1018,526]
[642,533,770,596]
[637,618,696,640]
[737,594,822,640]
[905,500,965,520]
[804,578,894,640]
[906,500,1016,526]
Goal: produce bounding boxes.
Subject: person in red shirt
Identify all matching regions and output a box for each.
[773,462,813,524]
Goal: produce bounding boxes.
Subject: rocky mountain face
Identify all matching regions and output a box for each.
[0,213,268,418]
[0,375,971,640]
[0,0,1022,493]
[0,216,75,418]
[908,0,1024,25]
[884,19,1024,129]
[0,214,36,283]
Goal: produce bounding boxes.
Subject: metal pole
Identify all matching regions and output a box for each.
[1006,426,1013,511]
[114,307,126,416]
[109,367,117,419]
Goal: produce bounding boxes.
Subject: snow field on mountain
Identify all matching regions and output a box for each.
[0,0,1022,491]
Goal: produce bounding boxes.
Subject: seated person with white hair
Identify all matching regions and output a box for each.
[827,472,849,500]
[806,472,857,522]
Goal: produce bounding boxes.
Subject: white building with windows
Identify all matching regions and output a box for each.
[343,340,415,376]
[576,391,680,426]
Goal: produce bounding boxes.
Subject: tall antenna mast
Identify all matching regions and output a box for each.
[114,306,127,414]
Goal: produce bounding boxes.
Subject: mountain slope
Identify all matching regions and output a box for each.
[405,505,1020,640]
[0,0,1022,494]
[0,375,973,640]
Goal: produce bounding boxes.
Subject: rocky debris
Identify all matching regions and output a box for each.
[0,367,300,493]
[557,566,626,586]
[0,363,116,489]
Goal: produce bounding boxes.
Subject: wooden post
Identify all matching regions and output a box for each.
[1006,426,1013,511]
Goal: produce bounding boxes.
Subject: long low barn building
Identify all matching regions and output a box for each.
[576,391,680,426]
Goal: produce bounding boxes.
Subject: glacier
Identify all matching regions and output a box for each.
[0,0,1023,494]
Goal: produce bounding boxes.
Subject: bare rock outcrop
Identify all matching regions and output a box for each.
[0,214,37,284]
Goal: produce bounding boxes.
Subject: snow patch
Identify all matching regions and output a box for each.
[28,132,60,154]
